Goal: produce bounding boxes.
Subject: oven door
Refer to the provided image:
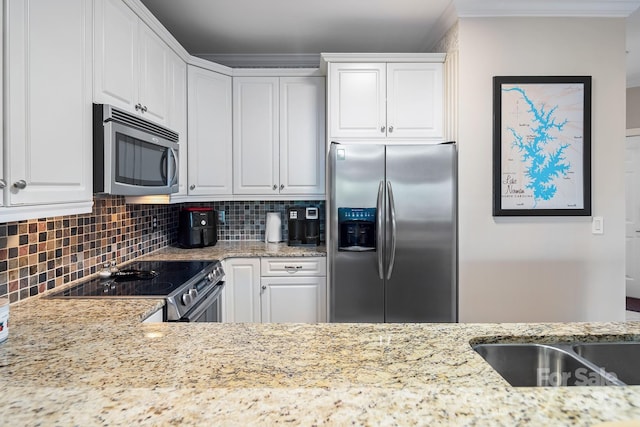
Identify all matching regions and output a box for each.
[178,283,224,322]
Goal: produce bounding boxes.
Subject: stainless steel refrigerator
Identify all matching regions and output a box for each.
[328,141,457,323]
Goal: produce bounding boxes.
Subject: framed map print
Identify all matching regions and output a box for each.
[493,76,592,216]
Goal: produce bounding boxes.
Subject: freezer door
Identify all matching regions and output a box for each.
[329,143,385,322]
[384,144,457,322]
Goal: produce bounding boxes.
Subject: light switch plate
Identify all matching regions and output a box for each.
[592,216,604,234]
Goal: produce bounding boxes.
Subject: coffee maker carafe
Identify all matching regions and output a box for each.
[287,207,320,246]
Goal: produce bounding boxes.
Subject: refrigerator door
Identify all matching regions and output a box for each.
[329,143,386,322]
[384,144,457,322]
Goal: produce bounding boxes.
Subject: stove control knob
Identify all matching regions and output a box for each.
[190,288,198,299]
[181,293,192,306]
[207,272,215,282]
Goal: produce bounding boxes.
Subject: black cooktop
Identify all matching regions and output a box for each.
[47,260,216,298]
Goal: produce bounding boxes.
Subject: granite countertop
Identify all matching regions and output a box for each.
[140,240,326,261]
[1,243,640,424]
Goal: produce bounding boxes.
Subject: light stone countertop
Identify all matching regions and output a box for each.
[2,242,640,425]
[140,240,327,261]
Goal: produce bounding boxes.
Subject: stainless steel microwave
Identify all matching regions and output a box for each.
[93,104,179,196]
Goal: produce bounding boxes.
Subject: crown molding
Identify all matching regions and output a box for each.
[422,0,459,51]
[455,0,640,18]
[195,53,321,69]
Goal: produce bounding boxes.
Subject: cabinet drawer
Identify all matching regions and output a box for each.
[261,257,326,276]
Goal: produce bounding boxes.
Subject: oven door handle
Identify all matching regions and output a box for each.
[180,283,224,322]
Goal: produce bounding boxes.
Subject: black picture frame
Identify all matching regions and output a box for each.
[492,76,592,216]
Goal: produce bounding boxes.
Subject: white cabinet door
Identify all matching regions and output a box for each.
[386,63,443,139]
[0,4,4,207]
[187,66,233,196]
[167,51,188,196]
[260,276,326,323]
[5,0,92,205]
[222,258,261,323]
[279,77,325,196]
[329,63,386,139]
[94,0,138,112]
[233,77,280,195]
[137,23,169,125]
[94,0,169,125]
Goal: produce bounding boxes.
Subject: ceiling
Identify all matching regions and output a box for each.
[140,0,640,85]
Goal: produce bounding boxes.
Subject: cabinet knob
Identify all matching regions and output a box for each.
[273,185,277,190]
[141,105,148,113]
[261,285,267,290]
[189,184,196,190]
[0,179,6,189]
[280,184,284,190]
[135,103,142,111]
[380,126,386,133]
[388,126,394,133]
[13,180,27,190]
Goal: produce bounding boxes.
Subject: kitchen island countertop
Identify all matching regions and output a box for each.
[2,243,640,424]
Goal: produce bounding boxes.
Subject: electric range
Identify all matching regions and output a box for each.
[46,260,225,322]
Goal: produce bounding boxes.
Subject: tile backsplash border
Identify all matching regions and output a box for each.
[0,197,325,303]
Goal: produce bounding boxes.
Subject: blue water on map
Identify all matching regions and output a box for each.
[503,86,570,205]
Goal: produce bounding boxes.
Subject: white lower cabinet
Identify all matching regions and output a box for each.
[221,258,261,322]
[222,257,327,323]
[260,276,326,323]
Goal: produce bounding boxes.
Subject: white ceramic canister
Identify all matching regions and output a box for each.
[265,212,282,243]
[0,298,8,343]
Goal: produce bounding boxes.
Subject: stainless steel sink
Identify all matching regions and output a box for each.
[473,343,625,387]
[573,342,640,385]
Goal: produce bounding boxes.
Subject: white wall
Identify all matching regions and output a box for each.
[458,17,627,322]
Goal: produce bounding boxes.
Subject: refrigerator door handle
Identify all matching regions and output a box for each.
[386,181,397,280]
[376,180,384,280]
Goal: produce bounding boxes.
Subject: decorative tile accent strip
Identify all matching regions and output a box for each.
[0,196,179,303]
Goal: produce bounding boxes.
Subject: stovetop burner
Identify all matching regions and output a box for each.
[47,260,218,298]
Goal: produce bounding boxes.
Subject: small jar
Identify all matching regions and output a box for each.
[0,298,9,343]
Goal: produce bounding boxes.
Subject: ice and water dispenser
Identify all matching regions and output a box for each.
[338,208,377,251]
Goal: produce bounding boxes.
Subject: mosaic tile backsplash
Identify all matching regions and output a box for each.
[0,196,179,303]
[0,198,324,303]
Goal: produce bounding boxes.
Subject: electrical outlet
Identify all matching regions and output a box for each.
[152,216,157,230]
[218,210,225,224]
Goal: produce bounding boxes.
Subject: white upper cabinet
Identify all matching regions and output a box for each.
[3,0,92,214]
[279,77,326,196]
[329,63,386,139]
[329,62,443,140]
[233,74,325,198]
[166,50,188,197]
[233,77,280,195]
[187,65,233,196]
[94,0,169,125]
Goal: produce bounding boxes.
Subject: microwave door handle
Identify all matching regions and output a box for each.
[169,148,178,186]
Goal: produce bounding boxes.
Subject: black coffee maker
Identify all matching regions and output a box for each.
[177,207,218,248]
[287,207,320,246]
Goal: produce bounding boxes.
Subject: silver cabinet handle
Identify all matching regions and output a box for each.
[284,265,303,273]
[386,181,397,280]
[388,126,394,133]
[141,105,148,113]
[380,126,386,133]
[13,180,27,189]
[280,184,284,190]
[376,180,384,280]
[261,285,267,290]
[0,179,6,189]
[189,184,196,190]
[273,185,277,190]
[135,103,142,111]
